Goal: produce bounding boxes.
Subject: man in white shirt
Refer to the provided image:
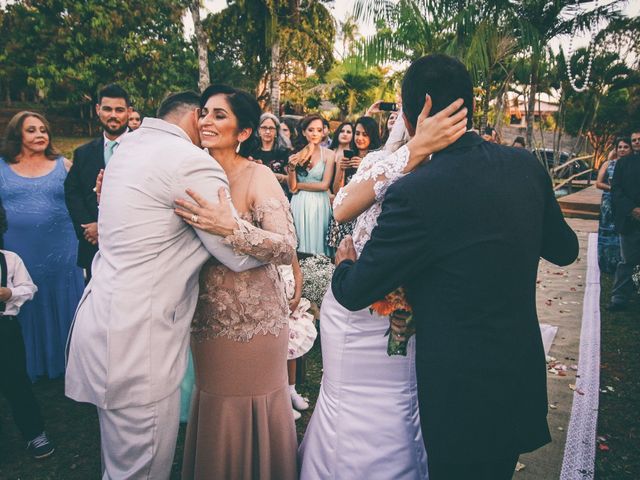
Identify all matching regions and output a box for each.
[0,200,54,459]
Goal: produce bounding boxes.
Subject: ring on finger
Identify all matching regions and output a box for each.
[191,214,199,223]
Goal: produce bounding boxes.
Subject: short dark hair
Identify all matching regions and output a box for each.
[156,91,200,119]
[1,111,59,164]
[199,84,261,157]
[98,84,130,106]
[512,136,526,147]
[329,122,353,150]
[351,116,382,153]
[401,54,474,130]
[615,136,631,148]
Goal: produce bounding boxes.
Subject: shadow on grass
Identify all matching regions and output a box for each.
[595,275,640,480]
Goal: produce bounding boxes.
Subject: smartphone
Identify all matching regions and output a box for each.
[343,149,355,159]
[379,102,398,112]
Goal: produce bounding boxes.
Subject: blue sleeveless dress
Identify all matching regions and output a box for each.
[290,148,332,256]
[0,157,84,381]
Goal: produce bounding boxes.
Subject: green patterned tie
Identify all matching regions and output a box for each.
[104,140,118,166]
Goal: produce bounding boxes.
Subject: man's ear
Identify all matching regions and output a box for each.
[402,112,416,137]
[95,104,100,116]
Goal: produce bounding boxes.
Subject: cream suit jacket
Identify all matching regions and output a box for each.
[65,118,262,409]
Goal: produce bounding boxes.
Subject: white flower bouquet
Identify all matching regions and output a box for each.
[299,255,335,307]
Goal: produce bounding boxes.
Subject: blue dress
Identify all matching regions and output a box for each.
[290,148,332,256]
[597,160,622,274]
[0,157,85,381]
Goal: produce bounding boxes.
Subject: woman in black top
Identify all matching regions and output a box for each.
[250,113,292,194]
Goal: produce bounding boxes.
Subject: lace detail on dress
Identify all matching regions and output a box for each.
[337,145,410,256]
[192,196,297,342]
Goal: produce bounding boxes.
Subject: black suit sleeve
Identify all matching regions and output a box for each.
[332,185,432,311]
[540,170,579,266]
[611,156,637,233]
[64,147,97,240]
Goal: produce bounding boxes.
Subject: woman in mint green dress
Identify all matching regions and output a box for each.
[287,115,335,257]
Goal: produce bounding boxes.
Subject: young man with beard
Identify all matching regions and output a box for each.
[64,84,131,282]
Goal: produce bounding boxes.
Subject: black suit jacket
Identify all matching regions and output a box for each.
[611,152,640,234]
[332,133,579,463]
[64,137,104,268]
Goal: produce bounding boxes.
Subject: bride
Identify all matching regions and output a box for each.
[299,97,469,479]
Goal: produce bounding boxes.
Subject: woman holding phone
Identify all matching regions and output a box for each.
[327,116,381,250]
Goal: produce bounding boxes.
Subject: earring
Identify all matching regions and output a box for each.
[235,141,242,154]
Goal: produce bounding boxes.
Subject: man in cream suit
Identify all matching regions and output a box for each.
[65,91,263,479]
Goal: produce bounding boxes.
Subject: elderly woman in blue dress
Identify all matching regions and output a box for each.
[0,111,84,380]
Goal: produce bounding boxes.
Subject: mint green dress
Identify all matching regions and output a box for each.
[290,148,332,256]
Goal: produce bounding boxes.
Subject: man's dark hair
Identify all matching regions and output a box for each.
[401,54,474,130]
[156,91,200,119]
[98,84,130,106]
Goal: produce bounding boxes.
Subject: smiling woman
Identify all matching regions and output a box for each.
[0,111,84,381]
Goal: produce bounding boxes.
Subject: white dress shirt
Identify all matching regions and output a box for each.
[0,250,37,316]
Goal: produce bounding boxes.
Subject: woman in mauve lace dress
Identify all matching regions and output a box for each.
[175,85,298,480]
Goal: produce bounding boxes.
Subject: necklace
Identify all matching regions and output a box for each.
[564,0,598,93]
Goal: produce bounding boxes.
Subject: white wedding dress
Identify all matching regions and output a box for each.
[299,140,429,479]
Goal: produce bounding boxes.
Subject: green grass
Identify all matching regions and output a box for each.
[0,341,323,479]
[595,275,640,479]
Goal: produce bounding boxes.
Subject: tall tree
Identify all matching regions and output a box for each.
[190,0,211,92]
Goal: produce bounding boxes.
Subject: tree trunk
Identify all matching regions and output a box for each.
[270,38,281,114]
[190,0,210,93]
[526,56,539,148]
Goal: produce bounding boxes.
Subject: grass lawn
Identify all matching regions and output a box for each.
[0,339,323,479]
[595,274,640,479]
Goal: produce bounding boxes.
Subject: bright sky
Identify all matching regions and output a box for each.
[190,0,639,69]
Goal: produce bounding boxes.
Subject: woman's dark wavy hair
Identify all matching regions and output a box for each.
[351,116,381,154]
[294,114,325,152]
[199,84,261,157]
[329,122,353,150]
[280,116,299,147]
[615,136,632,150]
[1,111,59,164]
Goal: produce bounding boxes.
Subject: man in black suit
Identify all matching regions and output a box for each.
[609,130,640,311]
[64,84,131,282]
[331,54,579,480]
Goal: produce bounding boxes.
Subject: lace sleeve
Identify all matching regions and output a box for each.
[333,145,411,208]
[224,197,297,266]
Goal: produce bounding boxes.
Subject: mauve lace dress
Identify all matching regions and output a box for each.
[182,196,299,480]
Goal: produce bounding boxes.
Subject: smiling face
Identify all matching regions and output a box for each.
[259,118,277,145]
[303,119,324,146]
[21,116,50,154]
[338,124,353,146]
[97,97,130,137]
[617,140,632,158]
[198,94,247,152]
[354,123,371,152]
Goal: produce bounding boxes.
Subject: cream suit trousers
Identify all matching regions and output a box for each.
[98,388,180,480]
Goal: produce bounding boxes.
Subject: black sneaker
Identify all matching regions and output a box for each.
[27,432,55,459]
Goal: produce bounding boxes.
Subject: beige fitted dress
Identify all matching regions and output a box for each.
[181,169,299,479]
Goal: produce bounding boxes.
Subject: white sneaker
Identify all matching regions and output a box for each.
[291,390,309,411]
[293,408,302,421]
